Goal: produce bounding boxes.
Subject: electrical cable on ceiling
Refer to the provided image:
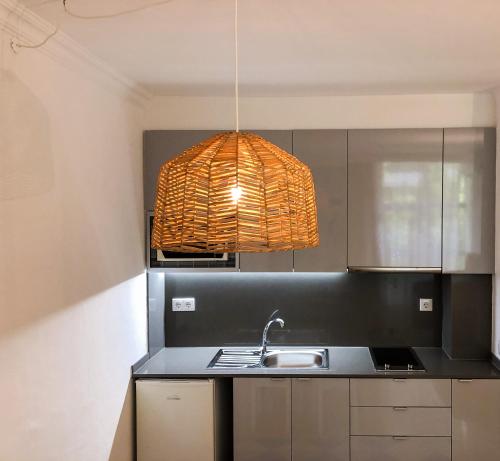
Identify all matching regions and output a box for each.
[10,0,62,52]
[10,25,59,52]
[62,0,174,20]
[10,0,174,53]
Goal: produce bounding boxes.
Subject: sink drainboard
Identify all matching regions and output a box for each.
[208,349,262,368]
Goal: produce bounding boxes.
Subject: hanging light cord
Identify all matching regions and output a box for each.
[10,0,174,52]
[234,0,239,133]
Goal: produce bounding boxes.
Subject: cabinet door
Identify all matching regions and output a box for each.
[136,379,215,461]
[239,131,294,272]
[293,130,348,272]
[443,128,496,273]
[234,378,291,461]
[452,379,500,461]
[348,129,443,269]
[292,378,349,461]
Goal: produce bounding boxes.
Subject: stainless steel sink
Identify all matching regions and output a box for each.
[207,348,329,369]
[261,349,328,369]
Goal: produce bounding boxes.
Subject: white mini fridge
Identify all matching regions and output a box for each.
[136,379,230,461]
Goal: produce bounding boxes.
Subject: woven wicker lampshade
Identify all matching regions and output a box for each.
[152,131,319,253]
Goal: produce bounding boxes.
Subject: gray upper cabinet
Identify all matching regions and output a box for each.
[452,379,500,461]
[293,130,348,272]
[143,130,219,211]
[239,130,294,272]
[348,129,443,269]
[442,128,496,273]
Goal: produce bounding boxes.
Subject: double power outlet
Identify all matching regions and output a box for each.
[172,297,196,312]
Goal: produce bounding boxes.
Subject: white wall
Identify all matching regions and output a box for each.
[145,93,496,130]
[0,3,147,460]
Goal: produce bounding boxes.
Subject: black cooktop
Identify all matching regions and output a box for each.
[369,347,426,372]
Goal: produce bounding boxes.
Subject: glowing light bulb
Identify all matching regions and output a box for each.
[231,186,242,203]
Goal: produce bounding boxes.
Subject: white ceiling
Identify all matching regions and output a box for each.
[20,0,500,96]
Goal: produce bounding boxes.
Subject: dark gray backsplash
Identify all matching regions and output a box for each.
[161,272,443,347]
[442,274,493,360]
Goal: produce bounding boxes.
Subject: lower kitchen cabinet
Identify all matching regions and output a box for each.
[350,378,451,461]
[351,436,451,461]
[234,378,291,461]
[137,376,500,461]
[292,378,349,461]
[452,379,500,461]
[136,379,230,461]
[233,378,349,461]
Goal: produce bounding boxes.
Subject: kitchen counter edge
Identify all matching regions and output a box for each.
[133,346,500,379]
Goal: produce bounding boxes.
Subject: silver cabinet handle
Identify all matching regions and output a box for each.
[457,379,473,383]
[393,378,407,382]
[348,266,441,273]
[296,378,312,381]
[393,406,408,411]
[393,436,408,441]
[166,395,181,400]
[270,378,286,381]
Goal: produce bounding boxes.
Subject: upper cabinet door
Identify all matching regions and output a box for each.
[239,130,294,272]
[348,129,443,269]
[293,130,348,272]
[443,128,496,273]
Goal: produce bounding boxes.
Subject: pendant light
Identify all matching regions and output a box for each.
[151,0,319,253]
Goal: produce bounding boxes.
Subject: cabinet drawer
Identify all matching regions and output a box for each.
[351,436,451,461]
[350,407,451,436]
[350,378,451,407]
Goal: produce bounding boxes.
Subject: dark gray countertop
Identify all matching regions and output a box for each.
[133,346,500,379]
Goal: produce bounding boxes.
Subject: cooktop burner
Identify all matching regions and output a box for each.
[369,347,426,372]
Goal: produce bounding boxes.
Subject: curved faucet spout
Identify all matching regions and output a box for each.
[261,309,285,355]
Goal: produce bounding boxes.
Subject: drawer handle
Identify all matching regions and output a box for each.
[457,379,473,383]
[393,407,408,411]
[392,378,407,382]
[270,378,286,381]
[393,436,408,441]
[296,378,311,381]
[166,395,181,400]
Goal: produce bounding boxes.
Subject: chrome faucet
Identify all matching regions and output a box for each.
[261,309,285,355]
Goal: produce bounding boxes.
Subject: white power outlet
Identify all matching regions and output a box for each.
[172,297,196,312]
[184,298,195,311]
[419,298,433,312]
